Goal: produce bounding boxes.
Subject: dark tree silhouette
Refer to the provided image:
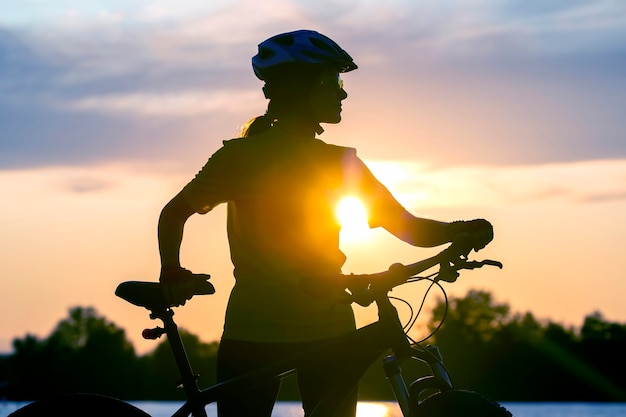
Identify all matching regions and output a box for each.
[6,307,140,400]
[3,296,626,402]
[427,291,626,402]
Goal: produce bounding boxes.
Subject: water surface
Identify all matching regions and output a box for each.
[4,400,626,417]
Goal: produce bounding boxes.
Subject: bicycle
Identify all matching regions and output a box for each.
[10,239,512,417]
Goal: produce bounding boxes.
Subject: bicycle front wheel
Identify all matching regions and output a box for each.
[9,393,151,417]
[412,389,512,417]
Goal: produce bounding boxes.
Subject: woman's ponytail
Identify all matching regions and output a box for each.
[240,114,274,137]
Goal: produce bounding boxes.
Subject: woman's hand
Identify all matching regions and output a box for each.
[448,219,494,252]
[160,266,214,307]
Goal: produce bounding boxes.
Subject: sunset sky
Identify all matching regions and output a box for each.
[1,1,625,354]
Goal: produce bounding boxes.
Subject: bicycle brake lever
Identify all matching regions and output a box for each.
[484,259,503,269]
[436,258,502,283]
[463,259,503,270]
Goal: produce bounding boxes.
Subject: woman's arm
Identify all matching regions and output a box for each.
[158,191,196,269]
[383,211,493,251]
[382,211,452,247]
[348,154,493,250]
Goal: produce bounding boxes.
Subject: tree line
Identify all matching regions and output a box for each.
[1,290,625,402]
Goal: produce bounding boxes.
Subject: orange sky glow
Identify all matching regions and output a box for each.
[1,157,624,354]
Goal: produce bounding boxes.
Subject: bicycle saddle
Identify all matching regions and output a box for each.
[115,281,170,311]
[115,279,215,311]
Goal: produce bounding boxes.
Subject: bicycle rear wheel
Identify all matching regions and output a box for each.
[9,393,151,417]
[412,389,512,417]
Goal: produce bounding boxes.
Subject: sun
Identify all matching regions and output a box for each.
[336,196,369,240]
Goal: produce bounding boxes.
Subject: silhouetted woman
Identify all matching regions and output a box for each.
[157,30,493,417]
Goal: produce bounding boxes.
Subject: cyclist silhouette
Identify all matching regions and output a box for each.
[157,30,493,417]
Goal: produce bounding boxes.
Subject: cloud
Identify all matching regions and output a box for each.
[1,1,625,171]
[3,159,624,220]
[438,1,626,57]
[65,89,261,117]
[61,175,113,194]
[366,158,626,209]
[0,164,186,200]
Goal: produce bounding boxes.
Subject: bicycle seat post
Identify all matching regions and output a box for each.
[151,308,206,416]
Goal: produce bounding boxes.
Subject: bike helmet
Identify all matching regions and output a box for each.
[252,30,358,81]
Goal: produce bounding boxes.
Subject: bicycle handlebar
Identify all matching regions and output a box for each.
[116,238,500,312]
[341,239,502,305]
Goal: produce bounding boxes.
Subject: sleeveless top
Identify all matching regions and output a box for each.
[182,128,407,342]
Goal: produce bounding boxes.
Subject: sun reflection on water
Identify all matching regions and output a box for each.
[356,402,398,417]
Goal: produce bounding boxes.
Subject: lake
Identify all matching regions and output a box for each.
[3,401,626,417]
[135,401,626,417]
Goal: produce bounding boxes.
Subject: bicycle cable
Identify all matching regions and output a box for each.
[410,280,449,344]
[388,270,450,344]
[383,256,500,346]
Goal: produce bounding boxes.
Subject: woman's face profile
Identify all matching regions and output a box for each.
[308,71,348,125]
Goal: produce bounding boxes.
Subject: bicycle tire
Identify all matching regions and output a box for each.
[8,393,151,417]
[412,389,512,417]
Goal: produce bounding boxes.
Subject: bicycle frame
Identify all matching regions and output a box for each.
[128,297,448,416]
[116,246,502,417]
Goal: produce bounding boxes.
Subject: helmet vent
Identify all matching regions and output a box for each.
[274,34,295,46]
[257,47,275,60]
[309,37,337,54]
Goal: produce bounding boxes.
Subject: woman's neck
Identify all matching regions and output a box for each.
[272,116,323,138]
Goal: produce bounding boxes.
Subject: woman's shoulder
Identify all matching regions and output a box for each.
[311,138,357,156]
[215,133,359,163]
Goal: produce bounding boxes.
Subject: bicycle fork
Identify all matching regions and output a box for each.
[383,345,454,417]
[383,354,411,417]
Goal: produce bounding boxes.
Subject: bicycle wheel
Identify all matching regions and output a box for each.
[412,389,512,417]
[9,393,151,417]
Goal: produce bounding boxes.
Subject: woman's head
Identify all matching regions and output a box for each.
[243,30,356,136]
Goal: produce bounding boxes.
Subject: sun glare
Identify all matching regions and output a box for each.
[336,196,369,240]
[356,402,392,417]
